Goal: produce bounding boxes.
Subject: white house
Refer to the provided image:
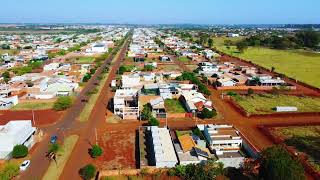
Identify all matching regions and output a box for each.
[43,63,60,71]
[0,120,36,159]
[0,95,18,109]
[203,124,244,168]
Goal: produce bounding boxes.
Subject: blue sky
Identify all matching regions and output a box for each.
[1,0,319,24]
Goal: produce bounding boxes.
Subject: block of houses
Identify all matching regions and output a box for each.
[0,120,36,159]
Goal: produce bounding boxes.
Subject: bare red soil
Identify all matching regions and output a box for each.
[0,110,63,126]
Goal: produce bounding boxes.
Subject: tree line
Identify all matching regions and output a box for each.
[236,30,320,51]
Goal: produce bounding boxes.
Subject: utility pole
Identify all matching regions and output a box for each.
[95,128,98,145]
[32,109,35,126]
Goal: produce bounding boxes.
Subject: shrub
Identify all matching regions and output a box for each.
[89,145,103,158]
[199,108,217,119]
[247,88,254,96]
[12,144,28,158]
[53,96,73,111]
[48,143,60,153]
[0,163,19,179]
[149,117,160,126]
[79,164,96,180]
[143,65,154,72]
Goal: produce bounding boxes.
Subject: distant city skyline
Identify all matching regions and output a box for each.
[1,0,319,24]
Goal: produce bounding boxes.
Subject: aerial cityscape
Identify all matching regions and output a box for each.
[0,1,319,180]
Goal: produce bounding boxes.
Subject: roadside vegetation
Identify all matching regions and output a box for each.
[273,126,320,171]
[232,93,320,115]
[53,96,73,111]
[43,135,79,180]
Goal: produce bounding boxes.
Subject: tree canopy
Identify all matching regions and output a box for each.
[260,145,305,180]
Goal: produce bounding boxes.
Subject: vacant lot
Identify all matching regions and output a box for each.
[12,101,55,110]
[67,56,95,64]
[97,130,136,169]
[272,126,320,171]
[234,94,320,114]
[165,99,186,113]
[219,46,320,88]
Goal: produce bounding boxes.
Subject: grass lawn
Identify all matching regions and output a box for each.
[177,56,190,62]
[176,130,192,137]
[164,99,186,113]
[43,135,79,180]
[11,101,55,110]
[0,49,20,55]
[273,126,320,171]
[234,94,320,115]
[217,45,320,88]
[75,56,95,64]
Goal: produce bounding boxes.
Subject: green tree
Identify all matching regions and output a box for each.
[149,117,160,126]
[82,73,92,82]
[260,145,305,180]
[53,96,72,111]
[79,164,96,180]
[89,144,103,158]
[12,144,28,158]
[200,108,217,119]
[2,71,10,83]
[48,143,60,153]
[208,39,214,47]
[141,104,152,121]
[236,41,248,53]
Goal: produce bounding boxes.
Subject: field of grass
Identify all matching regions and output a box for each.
[74,56,95,64]
[273,126,320,171]
[216,44,320,88]
[177,56,190,62]
[164,99,186,113]
[12,101,55,110]
[0,49,20,55]
[234,94,320,114]
[43,135,79,180]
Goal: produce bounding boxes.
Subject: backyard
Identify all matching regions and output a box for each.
[164,99,186,113]
[271,126,320,171]
[67,56,96,64]
[233,94,320,115]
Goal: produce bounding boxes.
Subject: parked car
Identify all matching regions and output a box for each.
[50,135,58,144]
[20,160,31,171]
